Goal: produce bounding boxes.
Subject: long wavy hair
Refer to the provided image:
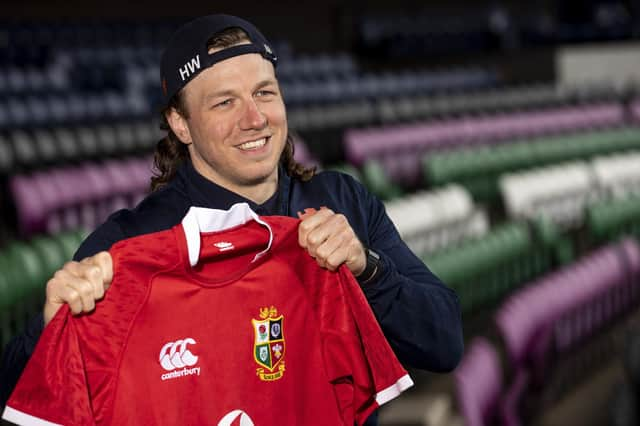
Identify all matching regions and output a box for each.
[151,27,315,192]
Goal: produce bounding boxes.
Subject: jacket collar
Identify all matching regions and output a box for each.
[175,159,291,216]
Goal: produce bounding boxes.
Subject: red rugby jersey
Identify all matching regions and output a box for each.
[3,203,412,426]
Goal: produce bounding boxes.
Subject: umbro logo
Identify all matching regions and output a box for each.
[159,338,201,381]
[214,241,235,252]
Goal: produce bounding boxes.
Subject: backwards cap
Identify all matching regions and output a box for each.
[160,14,278,103]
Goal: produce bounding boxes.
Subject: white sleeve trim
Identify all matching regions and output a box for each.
[2,406,62,426]
[375,374,414,406]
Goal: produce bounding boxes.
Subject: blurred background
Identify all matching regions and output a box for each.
[2,0,640,425]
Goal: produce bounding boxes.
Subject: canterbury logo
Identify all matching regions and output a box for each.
[159,338,198,370]
[218,410,254,426]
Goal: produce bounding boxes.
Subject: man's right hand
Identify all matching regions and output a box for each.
[43,251,113,326]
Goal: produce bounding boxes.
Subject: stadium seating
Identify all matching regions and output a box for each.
[587,196,640,244]
[454,337,506,426]
[10,157,152,237]
[425,221,558,313]
[499,149,640,230]
[345,103,626,186]
[591,151,640,200]
[385,184,488,256]
[499,161,596,229]
[424,127,640,204]
[0,229,86,346]
[493,238,640,423]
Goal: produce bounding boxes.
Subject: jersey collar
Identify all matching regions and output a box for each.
[181,203,273,267]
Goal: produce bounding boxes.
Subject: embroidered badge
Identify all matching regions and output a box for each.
[252,306,285,381]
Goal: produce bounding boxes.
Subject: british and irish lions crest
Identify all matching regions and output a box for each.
[252,306,285,381]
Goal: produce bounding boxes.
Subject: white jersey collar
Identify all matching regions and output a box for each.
[181,203,273,267]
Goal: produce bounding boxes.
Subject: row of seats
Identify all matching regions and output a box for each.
[500,151,640,229]
[358,6,636,60]
[0,92,153,129]
[10,156,153,237]
[0,120,159,172]
[345,103,626,186]
[0,229,86,346]
[385,184,488,257]
[424,126,640,203]
[500,161,596,229]
[0,65,70,96]
[357,12,498,58]
[425,220,558,314]
[371,82,625,124]
[287,81,627,134]
[280,67,498,106]
[455,237,640,425]
[587,196,640,245]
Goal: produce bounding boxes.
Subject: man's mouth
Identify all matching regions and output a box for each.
[238,137,268,151]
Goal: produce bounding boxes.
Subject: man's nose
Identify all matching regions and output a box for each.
[240,99,267,130]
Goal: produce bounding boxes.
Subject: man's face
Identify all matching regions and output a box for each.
[172,53,287,195]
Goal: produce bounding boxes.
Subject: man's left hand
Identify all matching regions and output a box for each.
[297,207,367,276]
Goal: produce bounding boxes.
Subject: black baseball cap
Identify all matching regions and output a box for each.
[160,14,278,103]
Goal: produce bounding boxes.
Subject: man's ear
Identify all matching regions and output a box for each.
[165,107,193,145]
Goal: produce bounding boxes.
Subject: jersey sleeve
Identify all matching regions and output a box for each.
[2,306,96,426]
[320,265,414,426]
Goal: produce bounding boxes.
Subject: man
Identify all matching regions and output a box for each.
[0,14,463,425]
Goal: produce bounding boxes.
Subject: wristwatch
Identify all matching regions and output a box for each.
[358,248,381,285]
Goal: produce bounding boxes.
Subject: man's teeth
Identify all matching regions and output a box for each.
[239,138,266,150]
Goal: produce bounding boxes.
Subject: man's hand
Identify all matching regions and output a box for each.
[43,251,113,326]
[297,207,367,276]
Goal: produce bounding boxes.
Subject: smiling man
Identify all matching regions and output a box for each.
[165,39,287,203]
[0,14,463,426]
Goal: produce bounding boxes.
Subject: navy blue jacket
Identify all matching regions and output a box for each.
[0,160,463,420]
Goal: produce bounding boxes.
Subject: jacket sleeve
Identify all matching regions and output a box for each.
[0,219,125,409]
[354,181,464,372]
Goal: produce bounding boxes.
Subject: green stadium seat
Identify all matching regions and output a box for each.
[326,163,363,183]
[424,221,558,314]
[3,242,45,337]
[31,236,68,281]
[361,159,403,200]
[587,196,640,243]
[54,229,87,260]
[0,230,86,346]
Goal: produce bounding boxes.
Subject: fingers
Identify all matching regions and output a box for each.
[48,269,97,314]
[298,208,366,274]
[81,251,114,292]
[43,251,114,325]
[298,207,336,251]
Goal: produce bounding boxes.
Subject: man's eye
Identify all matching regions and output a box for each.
[214,99,232,108]
[256,90,275,97]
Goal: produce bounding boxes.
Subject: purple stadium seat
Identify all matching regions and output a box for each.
[292,136,320,169]
[493,238,640,422]
[49,167,86,231]
[10,175,43,236]
[32,170,68,234]
[455,337,503,426]
[344,103,625,185]
[103,159,134,197]
[631,99,640,122]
